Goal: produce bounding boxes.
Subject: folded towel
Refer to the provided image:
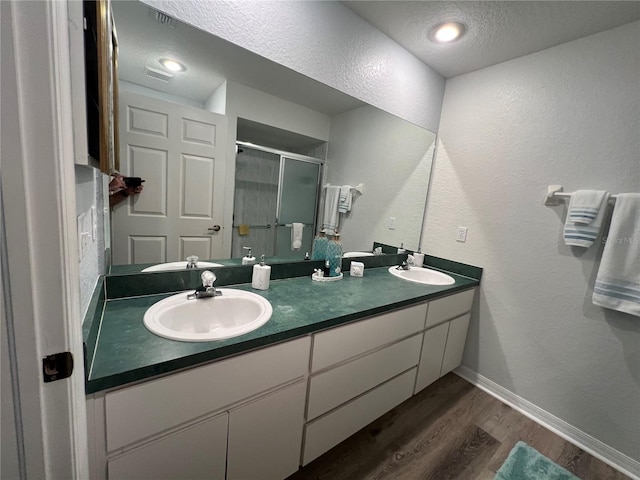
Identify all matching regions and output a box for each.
[338,185,353,213]
[322,186,341,235]
[592,193,640,317]
[237,224,250,236]
[568,190,609,224]
[291,222,303,250]
[563,191,610,248]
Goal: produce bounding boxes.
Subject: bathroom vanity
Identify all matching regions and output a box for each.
[84,259,480,479]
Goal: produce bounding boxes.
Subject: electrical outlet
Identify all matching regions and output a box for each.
[388,217,396,230]
[456,226,468,242]
[77,213,86,260]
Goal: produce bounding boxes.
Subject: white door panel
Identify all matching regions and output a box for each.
[113,92,227,265]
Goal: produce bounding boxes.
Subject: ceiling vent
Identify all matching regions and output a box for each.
[145,66,173,82]
[149,8,177,28]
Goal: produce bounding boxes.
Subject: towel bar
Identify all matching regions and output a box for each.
[545,186,618,206]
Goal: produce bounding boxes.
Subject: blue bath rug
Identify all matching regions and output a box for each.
[494,441,581,480]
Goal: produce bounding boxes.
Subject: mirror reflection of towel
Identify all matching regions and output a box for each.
[238,224,250,236]
[291,223,303,250]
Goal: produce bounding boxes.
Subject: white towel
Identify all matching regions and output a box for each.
[338,185,353,213]
[291,222,303,250]
[322,186,340,235]
[568,190,609,224]
[592,193,640,317]
[563,191,610,248]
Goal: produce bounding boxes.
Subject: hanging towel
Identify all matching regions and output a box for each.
[338,185,353,213]
[563,191,610,248]
[322,186,341,235]
[237,224,250,236]
[592,193,640,317]
[291,223,303,250]
[568,190,609,224]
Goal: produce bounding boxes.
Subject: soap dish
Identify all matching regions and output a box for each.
[312,272,343,282]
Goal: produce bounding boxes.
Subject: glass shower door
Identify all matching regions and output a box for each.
[275,157,321,258]
[232,148,280,258]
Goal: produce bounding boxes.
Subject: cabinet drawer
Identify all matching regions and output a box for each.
[308,335,421,420]
[105,337,310,451]
[108,412,228,480]
[426,288,475,327]
[311,303,427,372]
[303,368,416,465]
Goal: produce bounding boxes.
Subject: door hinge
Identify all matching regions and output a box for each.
[42,352,74,383]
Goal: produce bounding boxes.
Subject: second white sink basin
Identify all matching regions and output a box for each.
[388,266,455,285]
[343,251,374,258]
[144,289,272,342]
[142,261,224,272]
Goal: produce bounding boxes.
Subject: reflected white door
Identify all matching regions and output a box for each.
[112,91,227,264]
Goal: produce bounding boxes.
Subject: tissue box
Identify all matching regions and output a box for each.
[350,261,364,277]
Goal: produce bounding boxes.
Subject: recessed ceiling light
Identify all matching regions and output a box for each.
[159,58,186,72]
[430,22,466,43]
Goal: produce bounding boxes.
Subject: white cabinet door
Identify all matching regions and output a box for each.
[107,412,227,480]
[414,321,449,394]
[227,381,306,480]
[440,313,471,376]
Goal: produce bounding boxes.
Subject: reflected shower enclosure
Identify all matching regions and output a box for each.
[232,144,322,259]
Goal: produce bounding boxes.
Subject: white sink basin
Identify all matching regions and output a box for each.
[142,261,224,272]
[343,251,374,258]
[388,266,455,285]
[144,289,272,342]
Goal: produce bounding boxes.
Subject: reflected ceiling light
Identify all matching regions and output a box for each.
[430,22,465,43]
[159,58,186,72]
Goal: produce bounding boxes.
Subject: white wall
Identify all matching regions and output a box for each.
[143,0,445,132]
[326,105,435,252]
[424,21,640,468]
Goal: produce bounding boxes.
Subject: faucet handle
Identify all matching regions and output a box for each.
[186,255,199,268]
[201,270,216,288]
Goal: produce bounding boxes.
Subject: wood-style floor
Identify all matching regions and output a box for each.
[287,373,630,480]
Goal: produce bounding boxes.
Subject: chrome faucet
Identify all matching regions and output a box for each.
[396,260,410,270]
[187,270,222,299]
[186,255,199,269]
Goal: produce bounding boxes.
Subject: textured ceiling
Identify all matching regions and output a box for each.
[343,1,640,78]
[114,1,640,111]
[112,1,364,114]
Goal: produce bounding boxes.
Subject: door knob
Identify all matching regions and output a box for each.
[208,225,221,232]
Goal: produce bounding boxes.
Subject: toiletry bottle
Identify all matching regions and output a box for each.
[397,243,406,254]
[326,232,343,277]
[311,229,328,260]
[242,246,256,265]
[323,260,331,277]
[252,255,270,290]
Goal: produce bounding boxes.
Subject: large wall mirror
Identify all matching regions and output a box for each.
[108,1,436,274]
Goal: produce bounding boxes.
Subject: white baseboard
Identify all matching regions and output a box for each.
[455,365,640,480]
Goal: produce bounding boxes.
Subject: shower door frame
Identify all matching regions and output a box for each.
[234,141,324,257]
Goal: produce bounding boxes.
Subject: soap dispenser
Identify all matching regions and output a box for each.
[252,255,271,290]
[397,243,406,254]
[311,229,328,261]
[242,247,256,265]
[326,231,343,277]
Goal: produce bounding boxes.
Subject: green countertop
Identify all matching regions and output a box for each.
[85,266,479,394]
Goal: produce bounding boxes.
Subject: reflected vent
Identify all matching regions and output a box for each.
[145,66,173,82]
[149,8,177,28]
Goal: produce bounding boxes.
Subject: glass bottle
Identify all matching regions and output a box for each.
[326,232,343,277]
[311,229,328,261]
